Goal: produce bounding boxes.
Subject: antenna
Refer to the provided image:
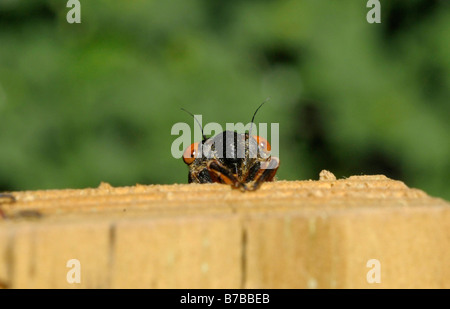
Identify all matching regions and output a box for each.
[249,97,270,137]
[181,108,207,140]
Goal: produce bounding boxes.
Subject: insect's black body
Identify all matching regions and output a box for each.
[182,102,279,191]
[189,131,260,180]
[185,130,279,191]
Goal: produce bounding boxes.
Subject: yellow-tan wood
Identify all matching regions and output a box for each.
[0,171,449,288]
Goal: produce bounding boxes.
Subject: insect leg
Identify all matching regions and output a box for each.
[188,168,213,184]
[207,160,246,190]
[246,156,280,191]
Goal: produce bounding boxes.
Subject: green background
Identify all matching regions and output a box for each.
[0,0,449,199]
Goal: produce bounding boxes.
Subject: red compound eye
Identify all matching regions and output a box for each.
[253,135,271,152]
[183,142,200,165]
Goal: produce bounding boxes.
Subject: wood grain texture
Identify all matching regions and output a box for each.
[0,171,449,288]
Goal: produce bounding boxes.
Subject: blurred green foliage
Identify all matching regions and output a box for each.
[0,0,449,199]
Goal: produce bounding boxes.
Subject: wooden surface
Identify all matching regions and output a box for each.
[0,171,449,288]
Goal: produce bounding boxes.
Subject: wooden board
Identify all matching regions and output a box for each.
[0,171,449,288]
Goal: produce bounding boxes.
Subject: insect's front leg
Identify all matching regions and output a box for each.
[245,156,280,191]
[206,160,247,191]
[188,167,214,184]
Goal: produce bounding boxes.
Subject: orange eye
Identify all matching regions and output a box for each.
[253,135,271,151]
[183,142,199,165]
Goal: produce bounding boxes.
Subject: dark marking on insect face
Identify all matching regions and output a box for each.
[182,103,280,191]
